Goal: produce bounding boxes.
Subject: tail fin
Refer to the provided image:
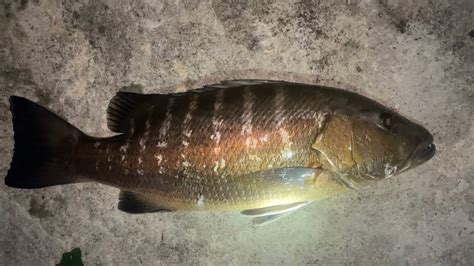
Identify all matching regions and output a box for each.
[5,96,87,189]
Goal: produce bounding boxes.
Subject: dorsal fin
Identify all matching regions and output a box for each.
[203,79,286,89]
[107,92,151,133]
[107,80,291,133]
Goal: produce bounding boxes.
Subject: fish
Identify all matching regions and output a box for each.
[5,80,436,225]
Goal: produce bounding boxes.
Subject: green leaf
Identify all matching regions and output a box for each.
[56,247,84,266]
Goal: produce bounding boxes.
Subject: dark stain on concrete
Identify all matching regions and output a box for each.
[17,0,28,11]
[119,83,144,94]
[1,2,14,20]
[28,197,52,218]
[62,1,136,76]
[34,88,53,106]
[212,0,259,50]
[2,68,35,86]
[469,30,474,38]
[377,0,409,34]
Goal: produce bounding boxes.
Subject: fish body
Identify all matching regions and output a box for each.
[5,80,435,223]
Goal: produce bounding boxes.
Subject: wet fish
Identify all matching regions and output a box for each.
[5,80,435,225]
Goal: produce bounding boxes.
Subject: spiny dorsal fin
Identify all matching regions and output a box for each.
[118,191,173,214]
[203,79,287,89]
[107,80,291,133]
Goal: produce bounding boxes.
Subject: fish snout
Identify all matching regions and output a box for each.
[412,132,436,164]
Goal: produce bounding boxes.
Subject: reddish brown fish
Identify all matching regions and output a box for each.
[5,80,435,224]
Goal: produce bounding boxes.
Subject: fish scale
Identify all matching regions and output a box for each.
[82,83,330,210]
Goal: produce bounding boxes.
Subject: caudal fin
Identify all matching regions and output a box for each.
[5,96,87,189]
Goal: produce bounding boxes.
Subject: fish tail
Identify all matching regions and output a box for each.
[5,96,89,189]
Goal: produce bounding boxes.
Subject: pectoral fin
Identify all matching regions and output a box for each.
[239,167,324,187]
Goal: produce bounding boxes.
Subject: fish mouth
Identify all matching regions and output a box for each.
[409,139,436,168]
[397,136,435,175]
[416,142,436,161]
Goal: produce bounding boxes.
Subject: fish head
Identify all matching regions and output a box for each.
[312,96,435,188]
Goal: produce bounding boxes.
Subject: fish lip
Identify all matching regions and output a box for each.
[402,140,436,171]
[414,141,436,161]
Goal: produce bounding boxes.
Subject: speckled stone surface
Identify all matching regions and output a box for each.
[0,0,473,265]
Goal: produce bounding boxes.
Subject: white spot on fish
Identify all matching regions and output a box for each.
[183,161,191,167]
[119,144,129,153]
[154,154,163,165]
[121,155,125,162]
[260,135,269,143]
[182,95,197,146]
[279,128,290,144]
[156,141,167,148]
[220,159,226,169]
[107,156,111,162]
[184,113,192,124]
[139,137,147,151]
[138,157,143,165]
[249,154,262,161]
[274,88,286,127]
[241,87,254,136]
[182,140,189,147]
[137,169,144,176]
[210,130,221,143]
[184,129,192,138]
[281,149,294,160]
[94,141,101,148]
[159,98,175,139]
[213,161,219,173]
[197,194,205,208]
[108,165,112,171]
[316,112,328,130]
[384,163,397,178]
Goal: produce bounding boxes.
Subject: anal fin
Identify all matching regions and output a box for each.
[241,201,309,217]
[118,191,173,214]
[251,211,295,226]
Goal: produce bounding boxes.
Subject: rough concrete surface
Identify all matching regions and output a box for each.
[0,0,473,265]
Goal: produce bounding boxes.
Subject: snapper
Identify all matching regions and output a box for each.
[5,80,435,225]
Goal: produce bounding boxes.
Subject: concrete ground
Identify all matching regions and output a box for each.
[1,0,473,265]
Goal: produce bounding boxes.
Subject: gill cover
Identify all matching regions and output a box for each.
[312,113,401,188]
[312,115,355,175]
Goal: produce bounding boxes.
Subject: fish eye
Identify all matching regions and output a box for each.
[380,112,393,129]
